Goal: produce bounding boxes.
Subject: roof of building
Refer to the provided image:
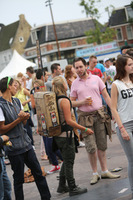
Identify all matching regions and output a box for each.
[0,21,19,52]
[25,18,96,48]
[108,7,127,26]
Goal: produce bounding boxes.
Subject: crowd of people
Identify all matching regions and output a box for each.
[0,46,133,200]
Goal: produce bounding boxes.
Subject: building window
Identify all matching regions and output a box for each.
[126,25,133,40]
[116,28,123,41]
[53,44,57,50]
[126,6,133,20]
[27,50,36,56]
[31,31,37,44]
[41,47,47,54]
[71,41,77,46]
[19,37,24,43]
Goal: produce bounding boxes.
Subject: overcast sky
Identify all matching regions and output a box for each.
[0,0,131,27]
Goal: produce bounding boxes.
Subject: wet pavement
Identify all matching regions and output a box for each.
[6,133,132,200]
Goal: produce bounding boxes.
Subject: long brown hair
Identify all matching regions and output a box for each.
[65,65,73,79]
[114,55,133,82]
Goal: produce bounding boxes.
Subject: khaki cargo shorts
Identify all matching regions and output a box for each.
[82,116,107,153]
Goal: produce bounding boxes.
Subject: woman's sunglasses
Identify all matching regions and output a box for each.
[33,86,45,90]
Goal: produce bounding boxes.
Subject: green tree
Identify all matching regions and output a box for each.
[105,5,115,18]
[79,0,116,44]
[80,0,101,19]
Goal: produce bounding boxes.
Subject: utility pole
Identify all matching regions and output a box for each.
[36,39,43,69]
[45,0,61,60]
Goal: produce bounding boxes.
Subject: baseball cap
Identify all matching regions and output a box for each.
[104,58,110,63]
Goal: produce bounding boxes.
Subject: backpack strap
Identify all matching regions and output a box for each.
[56,95,72,108]
[56,95,73,144]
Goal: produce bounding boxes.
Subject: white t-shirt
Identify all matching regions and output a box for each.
[0,107,5,121]
[0,103,23,121]
[26,79,32,90]
[105,65,116,89]
[113,80,133,126]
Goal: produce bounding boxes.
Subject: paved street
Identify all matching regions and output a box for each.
[6,133,132,200]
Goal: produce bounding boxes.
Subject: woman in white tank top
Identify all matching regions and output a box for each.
[111,55,133,199]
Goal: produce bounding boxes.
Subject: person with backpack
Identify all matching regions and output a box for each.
[0,77,51,200]
[31,79,63,172]
[52,76,93,197]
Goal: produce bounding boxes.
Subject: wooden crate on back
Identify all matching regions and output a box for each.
[34,91,61,137]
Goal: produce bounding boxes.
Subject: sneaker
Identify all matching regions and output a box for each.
[47,165,60,174]
[78,141,85,148]
[69,186,87,196]
[57,185,69,193]
[90,175,100,185]
[101,171,120,179]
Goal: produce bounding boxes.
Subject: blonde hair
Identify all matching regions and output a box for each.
[33,79,45,91]
[17,72,23,78]
[34,79,44,87]
[15,78,22,90]
[52,76,66,96]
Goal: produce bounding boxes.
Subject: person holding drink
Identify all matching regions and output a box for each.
[70,57,120,185]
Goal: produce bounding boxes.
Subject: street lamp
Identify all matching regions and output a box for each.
[45,0,61,60]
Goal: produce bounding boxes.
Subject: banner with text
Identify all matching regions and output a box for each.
[76,41,118,57]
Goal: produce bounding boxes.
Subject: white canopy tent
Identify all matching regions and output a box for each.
[0,50,36,79]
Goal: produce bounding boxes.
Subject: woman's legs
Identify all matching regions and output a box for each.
[116,122,133,195]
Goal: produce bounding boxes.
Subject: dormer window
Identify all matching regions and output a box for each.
[126,6,133,21]
[31,31,38,45]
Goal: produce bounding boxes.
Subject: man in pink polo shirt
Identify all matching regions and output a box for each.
[70,57,120,185]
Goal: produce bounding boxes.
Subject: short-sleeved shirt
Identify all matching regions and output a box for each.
[96,63,106,73]
[70,73,105,112]
[105,65,116,89]
[87,68,102,78]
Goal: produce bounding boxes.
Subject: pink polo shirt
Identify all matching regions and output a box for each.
[70,73,105,112]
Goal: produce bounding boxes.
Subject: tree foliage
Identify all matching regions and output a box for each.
[85,22,116,45]
[105,5,115,18]
[79,0,101,19]
[79,0,116,44]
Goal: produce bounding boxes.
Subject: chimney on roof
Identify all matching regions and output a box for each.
[19,14,25,22]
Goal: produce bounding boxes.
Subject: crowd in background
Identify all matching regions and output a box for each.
[0,45,133,199]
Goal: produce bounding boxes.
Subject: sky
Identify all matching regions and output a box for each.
[0,0,131,27]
